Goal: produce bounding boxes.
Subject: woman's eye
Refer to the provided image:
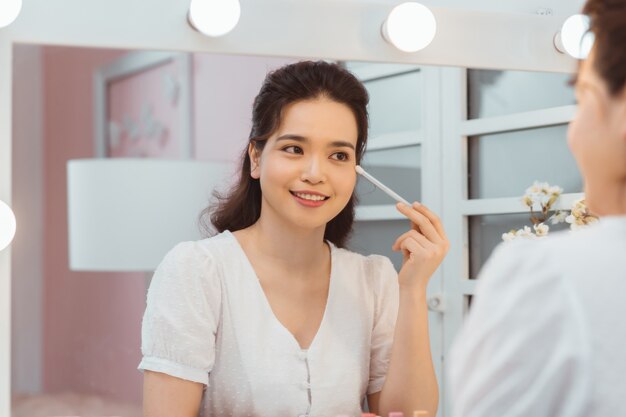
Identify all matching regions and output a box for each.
[283,145,303,154]
[331,152,350,161]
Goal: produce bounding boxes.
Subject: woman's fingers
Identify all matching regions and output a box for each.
[398,235,445,265]
[393,203,450,287]
[392,229,432,252]
[414,203,448,241]
[399,237,424,261]
[396,202,444,243]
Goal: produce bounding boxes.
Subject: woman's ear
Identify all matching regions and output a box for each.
[248,142,261,179]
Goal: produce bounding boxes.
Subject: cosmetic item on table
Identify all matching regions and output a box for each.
[413,411,428,417]
[388,412,404,417]
[355,165,413,206]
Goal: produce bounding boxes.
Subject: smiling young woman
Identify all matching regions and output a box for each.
[139,61,447,417]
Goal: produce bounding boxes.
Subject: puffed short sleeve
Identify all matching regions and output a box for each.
[138,241,221,385]
[448,241,591,417]
[367,255,400,395]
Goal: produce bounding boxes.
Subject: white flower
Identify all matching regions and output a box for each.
[548,185,564,196]
[565,198,599,231]
[533,223,549,237]
[525,183,540,195]
[522,181,563,211]
[515,226,537,239]
[550,210,568,224]
[538,182,551,193]
[522,195,534,208]
[502,231,517,242]
[505,182,597,242]
[526,181,549,195]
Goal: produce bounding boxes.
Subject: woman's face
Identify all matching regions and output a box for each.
[567,51,626,215]
[250,97,359,231]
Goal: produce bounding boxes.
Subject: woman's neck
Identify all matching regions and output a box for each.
[587,179,626,216]
[242,215,329,274]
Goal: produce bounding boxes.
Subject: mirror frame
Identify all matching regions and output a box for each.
[0,0,579,411]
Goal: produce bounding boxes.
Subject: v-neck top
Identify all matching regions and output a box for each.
[138,230,400,417]
[229,231,334,351]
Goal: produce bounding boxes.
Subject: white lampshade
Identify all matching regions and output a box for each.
[67,159,231,271]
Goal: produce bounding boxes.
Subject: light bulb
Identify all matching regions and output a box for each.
[188,0,241,37]
[0,0,22,28]
[381,2,437,53]
[554,14,595,60]
[0,200,16,251]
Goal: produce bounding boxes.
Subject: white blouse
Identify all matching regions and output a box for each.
[449,216,626,417]
[138,230,400,417]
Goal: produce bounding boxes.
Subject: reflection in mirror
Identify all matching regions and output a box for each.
[350,220,409,271]
[10,44,581,415]
[468,124,582,200]
[466,68,582,285]
[468,213,570,280]
[11,47,431,416]
[346,62,422,271]
[468,69,575,119]
[10,44,297,416]
[357,145,421,206]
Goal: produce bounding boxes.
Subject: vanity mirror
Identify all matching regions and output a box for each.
[1,1,584,416]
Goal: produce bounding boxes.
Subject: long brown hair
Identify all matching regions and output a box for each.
[583,0,626,96]
[200,61,369,247]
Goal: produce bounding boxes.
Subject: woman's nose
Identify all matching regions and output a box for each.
[300,156,326,184]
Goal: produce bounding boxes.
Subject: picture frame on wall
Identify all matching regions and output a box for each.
[94,51,193,158]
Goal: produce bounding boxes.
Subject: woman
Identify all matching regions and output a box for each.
[449,1,626,416]
[139,61,448,417]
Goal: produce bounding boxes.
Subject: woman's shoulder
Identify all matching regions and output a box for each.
[332,245,397,285]
[476,220,615,297]
[495,218,620,269]
[158,231,236,272]
[333,245,394,267]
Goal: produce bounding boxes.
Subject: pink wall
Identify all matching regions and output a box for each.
[42,46,145,404]
[39,47,293,405]
[192,54,295,165]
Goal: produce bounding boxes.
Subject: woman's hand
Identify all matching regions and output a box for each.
[392,202,449,290]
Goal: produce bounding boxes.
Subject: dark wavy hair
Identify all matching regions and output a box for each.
[199,61,369,248]
[583,0,626,96]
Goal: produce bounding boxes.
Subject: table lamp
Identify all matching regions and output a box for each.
[67,158,230,271]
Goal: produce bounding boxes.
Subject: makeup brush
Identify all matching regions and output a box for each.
[355,165,414,206]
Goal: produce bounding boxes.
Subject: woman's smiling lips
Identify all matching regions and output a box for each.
[289,190,330,207]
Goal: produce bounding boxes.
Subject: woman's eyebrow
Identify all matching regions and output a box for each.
[276,134,355,150]
[276,134,307,143]
[330,140,355,150]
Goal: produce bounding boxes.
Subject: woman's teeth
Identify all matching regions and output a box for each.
[294,192,327,201]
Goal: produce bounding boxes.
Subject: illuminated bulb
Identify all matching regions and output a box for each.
[0,0,22,28]
[188,0,241,37]
[0,200,16,251]
[381,2,437,53]
[554,14,595,60]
